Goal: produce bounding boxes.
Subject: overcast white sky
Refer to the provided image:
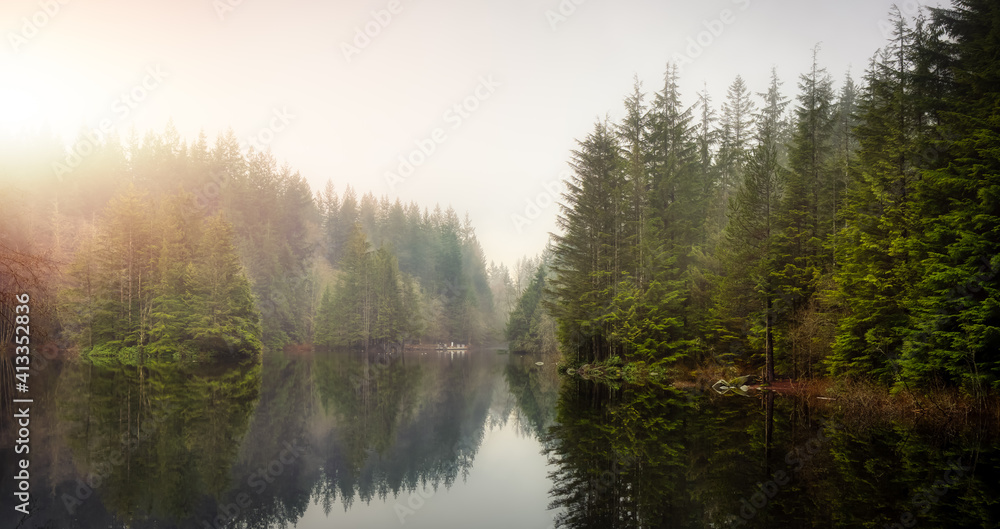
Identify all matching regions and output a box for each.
[0,0,940,267]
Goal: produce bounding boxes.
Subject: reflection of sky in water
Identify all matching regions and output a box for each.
[7,348,1000,529]
[296,413,555,529]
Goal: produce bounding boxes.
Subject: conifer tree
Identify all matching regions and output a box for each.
[719,72,789,382]
[190,214,262,355]
[831,11,923,381]
[773,48,836,325]
[901,0,1000,389]
[717,75,757,230]
[549,119,626,363]
[617,77,651,289]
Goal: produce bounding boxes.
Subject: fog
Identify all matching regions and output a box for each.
[0,0,935,265]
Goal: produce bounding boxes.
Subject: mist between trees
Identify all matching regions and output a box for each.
[2,1,998,396]
[508,1,1000,394]
[1,121,533,360]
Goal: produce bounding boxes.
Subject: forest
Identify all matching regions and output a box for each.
[2,1,998,394]
[507,1,1000,394]
[7,2,1000,528]
[0,125,533,360]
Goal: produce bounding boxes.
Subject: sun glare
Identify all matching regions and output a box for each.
[0,54,87,142]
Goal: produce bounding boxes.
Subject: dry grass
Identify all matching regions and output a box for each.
[676,363,1000,433]
[683,362,742,392]
[825,378,1000,432]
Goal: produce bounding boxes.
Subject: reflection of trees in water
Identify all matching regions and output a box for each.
[786,421,999,529]
[544,380,690,528]
[307,350,502,512]
[120,348,514,529]
[216,347,318,529]
[237,349,316,466]
[314,350,421,475]
[543,381,853,528]
[56,357,261,525]
[545,380,1000,529]
[9,349,1000,529]
[6,348,524,529]
[503,354,560,440]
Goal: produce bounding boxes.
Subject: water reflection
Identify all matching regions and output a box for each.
[544,380,690,528]
[502,354,559,440]
[5,347,1000,529]
[543,379,1000,528]
[6,357,263,527]
[2,346,558,529]
[310,349,489,509]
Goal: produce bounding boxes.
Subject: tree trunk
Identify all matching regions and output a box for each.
[765,296,775,383]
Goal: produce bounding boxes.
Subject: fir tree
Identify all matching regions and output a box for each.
[902,0,1000,390]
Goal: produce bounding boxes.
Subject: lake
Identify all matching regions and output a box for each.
[2,346,998,528]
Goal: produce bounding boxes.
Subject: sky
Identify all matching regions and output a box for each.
[0,0,941,267]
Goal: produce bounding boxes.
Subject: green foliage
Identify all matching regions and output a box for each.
[897,0,1000,390]
[549,71,701,367]
[543,1,1000,391]
[832,1,1000,392]
[61,188,262,360]
[830,12,925,382]
[317,187,499,346]
[716,72,789,378]
[506,263,556,354]
[314,224,419,349]
[57,357,261,521]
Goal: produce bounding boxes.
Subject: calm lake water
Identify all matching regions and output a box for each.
[2,346,999,528]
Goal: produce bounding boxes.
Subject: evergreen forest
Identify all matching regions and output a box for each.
[509,1,1000,394]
